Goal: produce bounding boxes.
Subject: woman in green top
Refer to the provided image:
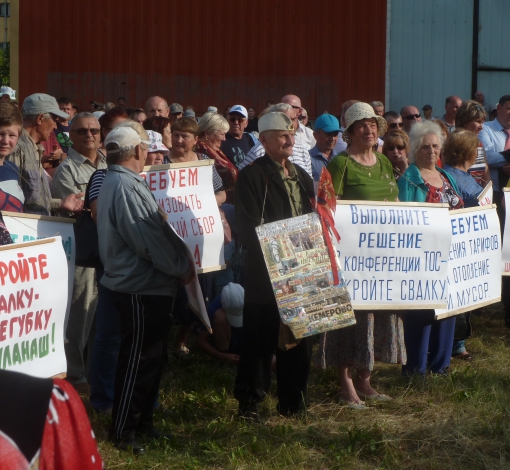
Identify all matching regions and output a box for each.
[325,102,405,409]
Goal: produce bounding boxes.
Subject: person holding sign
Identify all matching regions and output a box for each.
[398,121,463,375]
[326,102,404,409]
[97,126,194,454]
[233,112,315,420]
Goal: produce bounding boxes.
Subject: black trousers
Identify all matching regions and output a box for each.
[109,292,174,440]
[233,302,312,414]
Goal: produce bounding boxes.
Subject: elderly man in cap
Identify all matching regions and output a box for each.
[145,96,170,119]
[220,104,257,169]
[98,125,193,454]
[7,93,83,215]
[234,112,315,421]
[238,103,312,177]
[281,94,316,150]
[169,103,184,123]
[309,114,341,181]
[51,112,108,392]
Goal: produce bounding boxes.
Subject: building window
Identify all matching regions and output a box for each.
[0,3,10,17]
[0,43,8,50]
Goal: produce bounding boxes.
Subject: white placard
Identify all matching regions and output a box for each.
[333,201,452,308]
[478,182,493,206]
[2,212,75,325]
[435,205,501,319]
[142,161,225,273]
[0,237,68,377]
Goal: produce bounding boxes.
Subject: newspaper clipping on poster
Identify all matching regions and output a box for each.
[142,161,224,273]
[256,212,355,339]
[502,189,510,275]
[2,212,75,325]
[435,205,501,319]
[0,237,68,378]
[333,201,452,309]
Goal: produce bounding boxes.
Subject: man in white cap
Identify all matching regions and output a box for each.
[234,112,315,421]
[98,126,193,454]
[220,104,257,169]
[7,93,84,215]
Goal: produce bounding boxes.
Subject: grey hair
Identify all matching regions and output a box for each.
[370,101,384,109]
[22,113,51,126]
[198,112,229,137]
[69,112,98,130]
[270,103,292,113]
[105,143,136,165]
[408,121,445,163]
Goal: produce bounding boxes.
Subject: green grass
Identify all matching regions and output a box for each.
[88,304,510,469]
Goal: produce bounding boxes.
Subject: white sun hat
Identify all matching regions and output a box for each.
[146,130,169,155]
[343,102,387,138]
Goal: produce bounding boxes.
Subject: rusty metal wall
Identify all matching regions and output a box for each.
[18,0,387,118]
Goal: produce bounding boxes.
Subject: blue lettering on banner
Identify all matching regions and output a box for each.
[451,213,489,235]
[400,279,447,301]
[351,279,393,301]
[350,205,431,226]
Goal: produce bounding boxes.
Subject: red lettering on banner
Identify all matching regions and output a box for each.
[189,168,198,186]
[149,172,157,191]
[0,320,6,341]
[38,255,49,280]
[194,244,202,268]
[179,169,186,187]
[159,171,167,190]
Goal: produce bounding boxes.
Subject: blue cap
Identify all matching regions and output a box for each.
[314,114,340,132]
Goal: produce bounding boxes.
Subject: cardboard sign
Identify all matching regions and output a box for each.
[333,201,452,309]
[2,212,75,327]
[435,205,501,319]
[478,182,493,206]
[142,161,225,273]
[0,237,68,378]
[256,212,355,339]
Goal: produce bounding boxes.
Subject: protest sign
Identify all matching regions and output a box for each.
[0,237,68,378]
[256,212,355,339]
[142,161,225,273]
[478,182,493,206]
[2,212,75,323]
[333,201,452,309]
[502,189,510,275]
[435,205,501,319]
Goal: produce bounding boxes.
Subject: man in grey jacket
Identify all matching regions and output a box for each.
[97,126,193,455]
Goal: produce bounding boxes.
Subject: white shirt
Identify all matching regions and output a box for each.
[239,141,313,177]
[295,122,316,150]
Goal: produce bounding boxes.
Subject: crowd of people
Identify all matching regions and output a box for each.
[0,84,507,457]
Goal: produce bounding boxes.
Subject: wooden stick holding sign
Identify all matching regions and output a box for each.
[141,160,226,274]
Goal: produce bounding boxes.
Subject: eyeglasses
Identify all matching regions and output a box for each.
[228,117,245,123]
[386,145,406,151]
[71,128,101,136]
[290,105,301,110]
[389,122,404,128]
[405,114,421,120]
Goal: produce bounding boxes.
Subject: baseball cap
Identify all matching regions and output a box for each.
[207,106,218,113]
[183,109,195,118]
[228,105,248,118]
[170,103,183,114]
[258,112,294,134]
[0,86,16,101]
[422,104,432,111]
[23,93,70,119]
[104,127,150,153]
[146,130,169,155]
[314,114,341,132]
[221,282,244,328]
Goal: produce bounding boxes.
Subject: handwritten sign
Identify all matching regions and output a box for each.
[478,182,493,206]
[333,201,452,308]
[0,237,68,377]
[142,161,224,273]
[2,212,75,327]
[435,205,501,319]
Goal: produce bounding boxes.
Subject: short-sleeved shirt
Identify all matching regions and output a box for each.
[0,160,24,212]
[327,151,399,201]
[220,133,256,169]
[443,164,482,208]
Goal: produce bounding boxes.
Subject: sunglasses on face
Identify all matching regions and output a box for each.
[387,145,406,151]
[389,122,403,128]
[71,128,101,136]
[229,117,245,123]
[405,114,421,120]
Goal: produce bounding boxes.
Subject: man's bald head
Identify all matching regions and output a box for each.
[281,94,302,123]
[145,96,169,118]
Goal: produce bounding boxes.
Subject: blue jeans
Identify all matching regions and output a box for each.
[89,268,121,411]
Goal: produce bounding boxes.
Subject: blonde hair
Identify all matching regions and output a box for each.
[197,112,229,137]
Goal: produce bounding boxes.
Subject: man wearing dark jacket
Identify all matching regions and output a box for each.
[233,112,315,420]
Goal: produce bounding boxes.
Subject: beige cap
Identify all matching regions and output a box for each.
[258,112,294,134]
[343,102,387,138]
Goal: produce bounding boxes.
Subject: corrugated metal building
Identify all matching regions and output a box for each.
[387,0,510,116]
[10,0,387,117]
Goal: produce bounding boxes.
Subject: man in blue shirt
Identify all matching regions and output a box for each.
[309,114,341,182]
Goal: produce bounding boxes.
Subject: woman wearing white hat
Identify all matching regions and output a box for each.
[325,102,405,409]
[145,130,169,166]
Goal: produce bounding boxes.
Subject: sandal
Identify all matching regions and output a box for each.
[176,345,190,356]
